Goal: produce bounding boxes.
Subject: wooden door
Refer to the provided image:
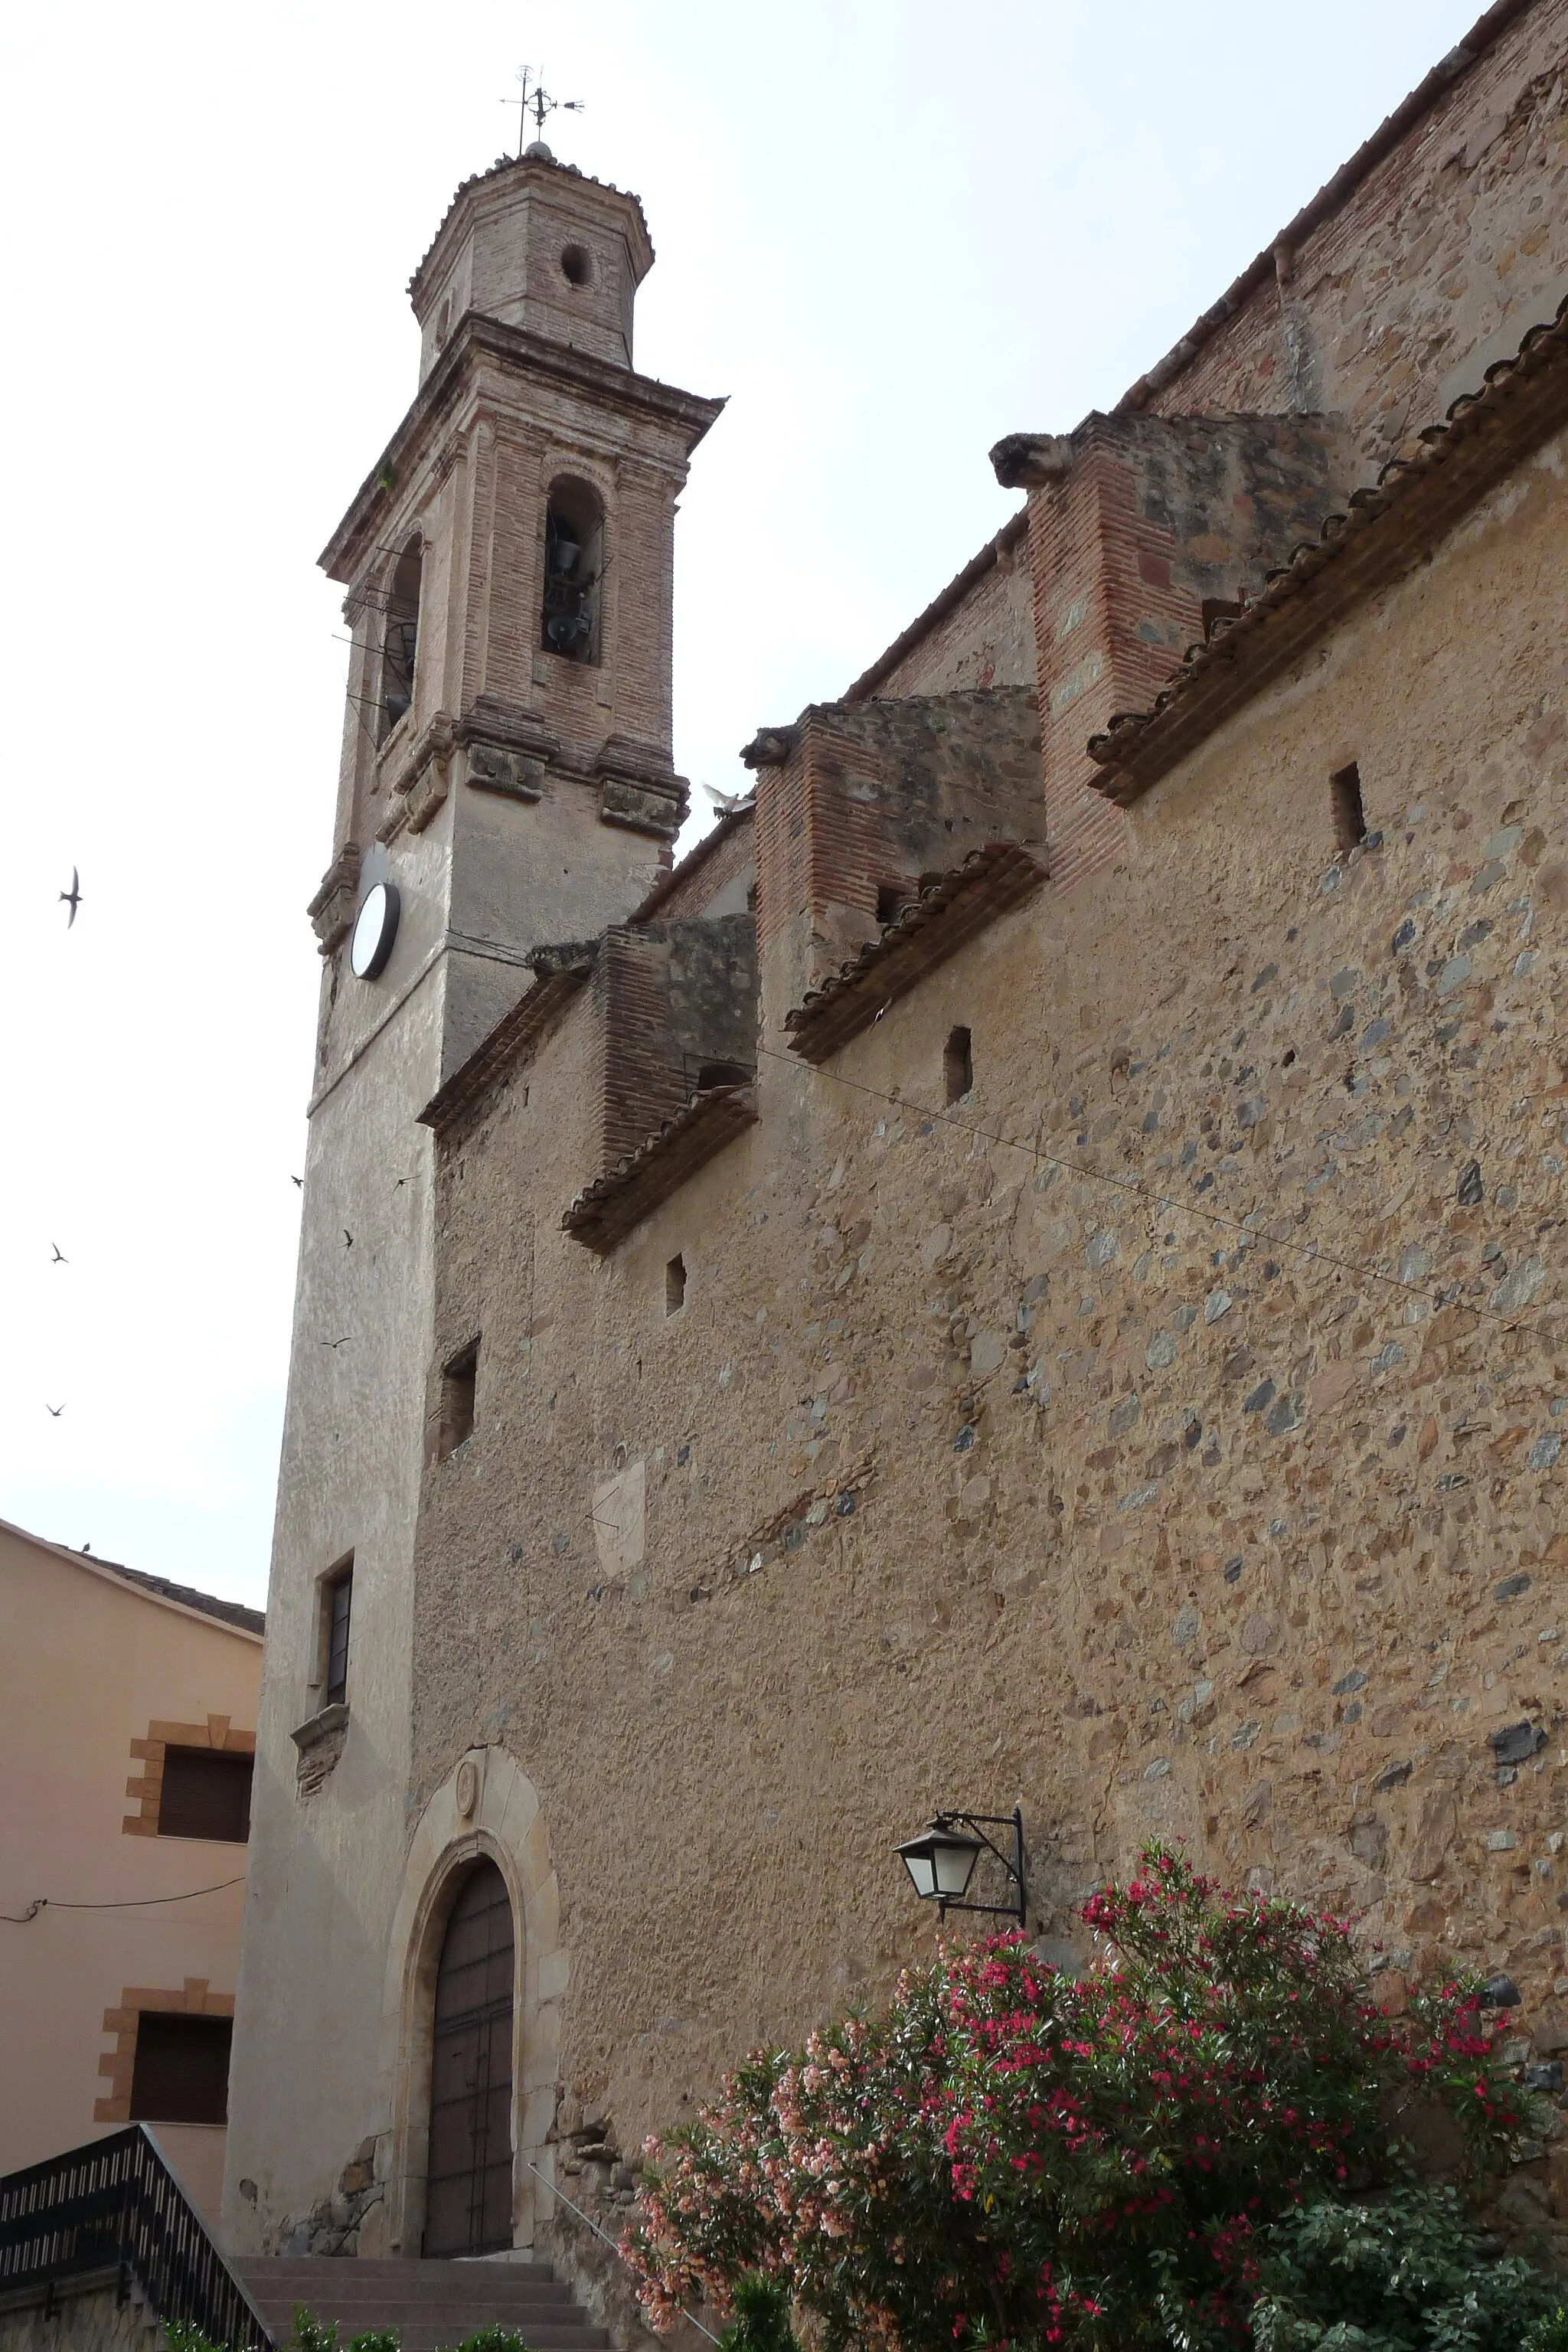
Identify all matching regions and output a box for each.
[424,1860,515,2256]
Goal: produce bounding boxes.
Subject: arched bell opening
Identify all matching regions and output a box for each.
[541,478,604,665]
[380,539,423,740]
[421,1856,517,2256]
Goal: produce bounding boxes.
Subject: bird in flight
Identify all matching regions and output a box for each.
[291,1175,303,1188]
[320,1336,351,1350]
[59,869,83,926]
[702,782,751,815]
[45,1402,65,1417]
[343,1229,354,1248]
[50,1243,67,1264]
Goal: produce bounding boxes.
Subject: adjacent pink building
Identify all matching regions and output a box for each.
[0,1517,263,2230]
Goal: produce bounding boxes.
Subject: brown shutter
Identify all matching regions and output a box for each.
[129,2014,233,2125]
[157,1748,253,1841]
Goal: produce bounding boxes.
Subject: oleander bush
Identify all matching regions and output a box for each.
[625,1845,1551,2352]
[1250,2186,1568,2349]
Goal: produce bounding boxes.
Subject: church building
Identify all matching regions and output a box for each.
[228,1,1568,2327]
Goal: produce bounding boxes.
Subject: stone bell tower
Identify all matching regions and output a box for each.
[224,146,720,2253]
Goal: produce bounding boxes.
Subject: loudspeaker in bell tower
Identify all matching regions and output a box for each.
[225,144,720,2251]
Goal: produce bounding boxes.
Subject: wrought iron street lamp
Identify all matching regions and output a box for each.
[895,1808,1026,1926]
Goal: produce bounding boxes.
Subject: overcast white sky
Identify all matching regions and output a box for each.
[0,0,1485,1607]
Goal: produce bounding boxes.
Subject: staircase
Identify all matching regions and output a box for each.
[233,2257,612,2352]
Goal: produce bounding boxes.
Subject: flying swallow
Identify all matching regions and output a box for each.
[45,1403,65,1417]
[59,869,83,926]
[51,1243,67,1264]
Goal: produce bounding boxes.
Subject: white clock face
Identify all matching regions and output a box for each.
[350,880,400,980]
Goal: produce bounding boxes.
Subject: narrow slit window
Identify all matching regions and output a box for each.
[439,1341,479,1459]
[665,1255,687,1316]
[1331,762,1367,852]
[944,1025,973,1105]
[323,1566,353,1708]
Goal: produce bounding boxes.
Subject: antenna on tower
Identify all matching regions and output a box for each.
[504,66,585,159]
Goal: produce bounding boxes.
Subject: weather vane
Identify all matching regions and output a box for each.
[505,66,584,159]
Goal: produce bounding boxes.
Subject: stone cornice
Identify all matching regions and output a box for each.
[318,315,725,583]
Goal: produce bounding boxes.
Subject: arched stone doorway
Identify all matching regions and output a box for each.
[424,1859,515,2256]
[383,1749,566,2258]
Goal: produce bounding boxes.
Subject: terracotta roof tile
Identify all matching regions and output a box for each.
[562,1085,758,1253]
[783,841,1047,1063]
[419,952,597,1138]
[103,1561,266,1638]
[0,1516,263,1635]
[1086,292,1568,803]
[407,152,653,305]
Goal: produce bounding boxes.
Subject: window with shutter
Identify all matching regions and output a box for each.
[157,1748,253,1841]
[129,2014,232,2125]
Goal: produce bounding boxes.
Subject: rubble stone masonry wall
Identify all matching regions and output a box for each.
[410,405,1568,2246]
[1153,0,1568,453]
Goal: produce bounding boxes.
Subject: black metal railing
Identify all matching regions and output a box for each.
[0,2125,272,2349]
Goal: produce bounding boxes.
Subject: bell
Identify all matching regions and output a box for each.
[550,535,581,580]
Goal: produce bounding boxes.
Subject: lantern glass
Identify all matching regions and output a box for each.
[931,1831,982,1898]
[900,1849,937,1899]
[897,1818,984,1905]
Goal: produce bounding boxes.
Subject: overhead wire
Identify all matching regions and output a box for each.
[743,1034,1563,1359]
[2,1876,245,1925]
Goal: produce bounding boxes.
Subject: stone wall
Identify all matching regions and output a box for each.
[0,2276,159,2352]
[408,388,1568,2284]
[1145,0,1568,456]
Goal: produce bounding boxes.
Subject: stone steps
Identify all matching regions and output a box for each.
[232,2258,612,2351]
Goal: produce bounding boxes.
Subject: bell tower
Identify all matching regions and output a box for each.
[312,143,723,1076]
[225,149,720,2252]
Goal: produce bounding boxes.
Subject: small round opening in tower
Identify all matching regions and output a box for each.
[560,243,593,287]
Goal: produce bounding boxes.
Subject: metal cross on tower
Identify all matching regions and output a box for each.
[505,66,584,158]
